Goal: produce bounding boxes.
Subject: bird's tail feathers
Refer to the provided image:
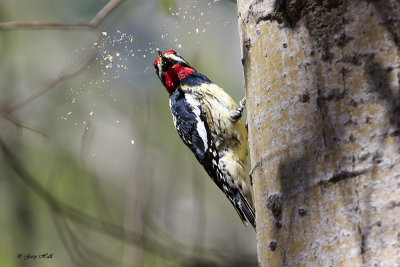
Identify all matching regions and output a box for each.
[235,190,256,230]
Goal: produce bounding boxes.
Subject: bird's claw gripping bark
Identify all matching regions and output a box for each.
[230,97,246,122]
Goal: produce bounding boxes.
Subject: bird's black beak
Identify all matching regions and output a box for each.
[158,50,163,57]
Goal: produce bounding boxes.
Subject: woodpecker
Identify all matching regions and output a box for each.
[153,50,255,229]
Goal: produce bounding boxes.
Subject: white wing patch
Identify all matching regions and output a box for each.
[169,98,177,128]
[184,94,208,151]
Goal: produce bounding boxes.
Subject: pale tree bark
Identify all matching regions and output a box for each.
[237,0,400,266]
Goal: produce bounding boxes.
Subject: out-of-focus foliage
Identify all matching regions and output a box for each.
[0,0,256,266]
[159,0,175,13]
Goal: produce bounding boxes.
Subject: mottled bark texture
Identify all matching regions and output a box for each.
[238,0,400,266]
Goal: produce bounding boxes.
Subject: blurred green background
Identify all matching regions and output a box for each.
[0,0,256,266]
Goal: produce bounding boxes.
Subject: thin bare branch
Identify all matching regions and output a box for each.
[0,0,124,31]
[5,114,49,138]
[0,38,99,117]
[0,137,257,266]
[0,0,124,116]
[0,138,193,261]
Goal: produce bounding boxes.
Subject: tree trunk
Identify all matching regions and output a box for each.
[238,0,400,265]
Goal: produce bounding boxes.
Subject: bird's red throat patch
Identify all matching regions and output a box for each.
[165,63,194,92]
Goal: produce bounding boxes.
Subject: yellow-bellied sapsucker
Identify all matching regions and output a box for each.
[153,50,255,229]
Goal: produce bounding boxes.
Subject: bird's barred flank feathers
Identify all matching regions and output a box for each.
[154,50,255,230]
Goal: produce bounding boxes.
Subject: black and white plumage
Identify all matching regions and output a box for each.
[154,50,255,229]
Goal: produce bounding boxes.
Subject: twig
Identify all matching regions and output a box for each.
[5,114,49,138]
[0,138,203,263]
[0,0,124,31]
[0,38,99,117]
[0,0,124,115]
[0,137,257,266]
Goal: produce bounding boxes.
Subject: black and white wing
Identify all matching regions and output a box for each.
[169,89,215,168]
